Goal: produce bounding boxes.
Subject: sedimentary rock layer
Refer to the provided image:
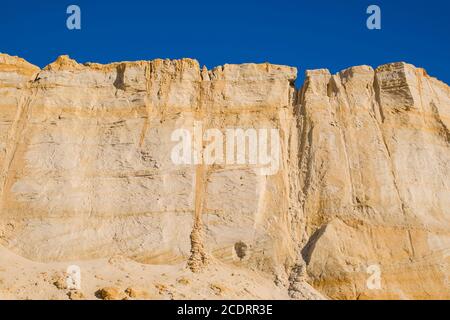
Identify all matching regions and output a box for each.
[0,53,448,299]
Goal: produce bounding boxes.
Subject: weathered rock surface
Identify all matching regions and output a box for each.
[0,53,448,299]
[296,63,450,299]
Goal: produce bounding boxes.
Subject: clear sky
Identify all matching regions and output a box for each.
[1,0,449,86]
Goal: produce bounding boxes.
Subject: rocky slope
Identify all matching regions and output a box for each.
[0,53,448,299]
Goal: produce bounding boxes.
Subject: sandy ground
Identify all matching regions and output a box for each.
[0,245,318,300]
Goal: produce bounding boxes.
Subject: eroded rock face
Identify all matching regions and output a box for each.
[0,54,298,274]
[0,53,448,299]
[296,63,450,299]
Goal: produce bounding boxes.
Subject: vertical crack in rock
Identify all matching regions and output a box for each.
[113,63,127,91]
[187,68,210,273]
[139,62,153,148]
[187,163,210,272]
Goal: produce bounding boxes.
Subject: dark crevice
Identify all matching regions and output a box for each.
[113,64,127,91]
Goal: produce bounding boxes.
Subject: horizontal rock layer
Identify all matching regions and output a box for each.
[0,53,448,299]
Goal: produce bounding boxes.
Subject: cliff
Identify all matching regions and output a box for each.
[0,53,448,299]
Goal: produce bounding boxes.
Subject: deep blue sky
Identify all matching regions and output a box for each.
[1,0,449,85]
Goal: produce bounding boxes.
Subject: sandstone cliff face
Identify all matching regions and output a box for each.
[296,63,450,299]
[0,53,448,299]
